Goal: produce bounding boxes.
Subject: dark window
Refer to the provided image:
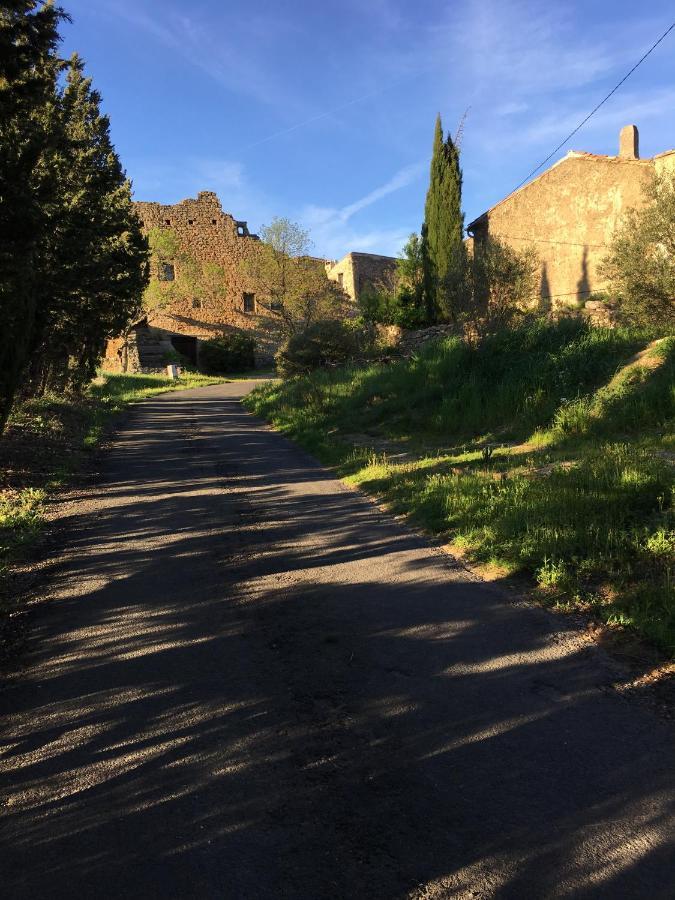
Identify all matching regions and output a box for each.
[192,298,202,309]
[164,219,171,226]
[243,292,256,313]
[158,262,175,282]
[337,272,344,286]
[212,219,218,225]
[188,219,194,225]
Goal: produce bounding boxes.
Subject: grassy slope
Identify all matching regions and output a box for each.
[0,371,224,577]
[246,321,675,655]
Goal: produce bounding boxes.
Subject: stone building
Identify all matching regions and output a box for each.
[325,252,397,302]
[466,126,675,311]
[104,191,278,370]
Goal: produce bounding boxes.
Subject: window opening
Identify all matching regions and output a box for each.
[158,262,175,282]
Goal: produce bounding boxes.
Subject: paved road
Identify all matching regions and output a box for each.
[1,381,674,899]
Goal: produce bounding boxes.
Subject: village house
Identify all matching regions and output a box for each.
[325,252,397,301]
[467,125,675,314]
[104,191,397,372]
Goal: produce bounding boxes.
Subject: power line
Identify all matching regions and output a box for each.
[513,20,675,193]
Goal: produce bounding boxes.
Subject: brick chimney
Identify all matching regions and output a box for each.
[619,124,639,160]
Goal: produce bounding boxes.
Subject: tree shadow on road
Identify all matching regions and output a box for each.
[1,393,674,898]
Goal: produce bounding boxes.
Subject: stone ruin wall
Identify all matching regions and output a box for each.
[326,253,397,301]
[135,190,271,335]
[104,191,281,370]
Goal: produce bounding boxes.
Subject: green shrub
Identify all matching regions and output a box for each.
[275,320,365,378]
[161,349,191,368]
[199,333,256,374]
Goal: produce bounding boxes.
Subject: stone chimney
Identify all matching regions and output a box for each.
[619,124,639,160]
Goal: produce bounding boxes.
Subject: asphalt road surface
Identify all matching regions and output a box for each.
[1,381,674,899]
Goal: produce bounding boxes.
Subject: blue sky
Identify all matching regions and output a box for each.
[60,1,675,260]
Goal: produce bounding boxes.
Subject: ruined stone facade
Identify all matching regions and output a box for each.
[467,126,675,311]
[325,252,397,302]
[104,191,280,370]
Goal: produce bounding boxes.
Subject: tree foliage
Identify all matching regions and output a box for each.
[357,234,427,328]
[275,319,364,377]
[602,169,675,329]
[422,115,466,323]
[0,0,67,426]
[28,54,148,392]
[462,237,539,338]
[0,4,148,424]
[199,332,256,374]
[244,217,349,333]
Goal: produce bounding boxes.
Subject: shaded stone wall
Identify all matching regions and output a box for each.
[326,252,397,301]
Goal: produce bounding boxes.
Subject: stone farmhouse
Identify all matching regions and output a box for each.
[467,126,675,312]
[104,190,396,372]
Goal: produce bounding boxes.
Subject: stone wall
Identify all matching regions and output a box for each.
[467,128,674,311]
[104,191,282,369]
[326,252,397,301]
[136,191,266,333]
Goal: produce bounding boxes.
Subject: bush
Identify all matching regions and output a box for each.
[275,320,364,378]
[601,169,675,329]
[199,333,256,374]
[161,349,191,368]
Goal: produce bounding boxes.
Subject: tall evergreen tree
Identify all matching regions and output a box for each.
[28,54,149,393]
[421,114,465,323]
[0,0,66,427]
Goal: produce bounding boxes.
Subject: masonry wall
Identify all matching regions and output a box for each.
[104,191,282,369]
[326,252,397,301]
[471,153,654,310]
[140,191,280,346]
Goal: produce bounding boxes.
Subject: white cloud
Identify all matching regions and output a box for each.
[299,162,424,258]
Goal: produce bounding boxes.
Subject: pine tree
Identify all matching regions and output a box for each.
[421,114,466,323]
[28,54,149,393]
[0,0,67,427]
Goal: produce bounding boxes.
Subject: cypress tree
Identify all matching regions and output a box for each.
[0,0,66,428]
[421,114,465,323]
[29,54,149,393]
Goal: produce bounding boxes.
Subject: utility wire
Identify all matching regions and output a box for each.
[513,20,675,193]
[487,233,606,249]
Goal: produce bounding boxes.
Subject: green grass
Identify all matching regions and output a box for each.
[246,320,675,656]
[0,370,224,576]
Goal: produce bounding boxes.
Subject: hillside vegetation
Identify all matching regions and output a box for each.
[247,320,675,655]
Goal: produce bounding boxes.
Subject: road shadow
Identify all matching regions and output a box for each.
[1,385,674,898]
